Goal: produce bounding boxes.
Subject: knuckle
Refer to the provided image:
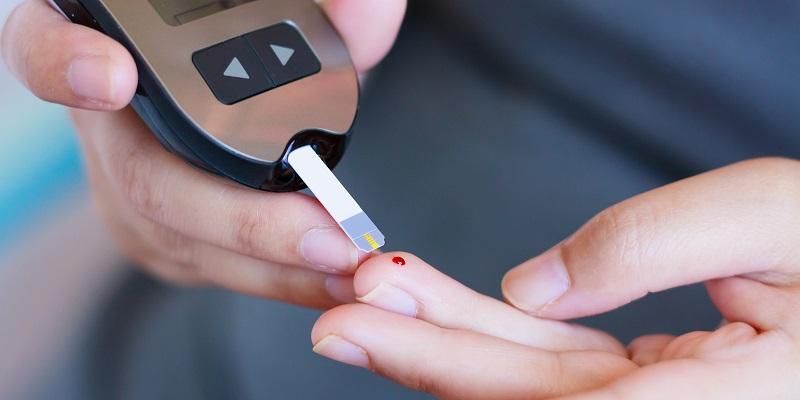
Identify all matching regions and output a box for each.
[232,207,272,257]
[583,203,654,270]
[127,226,204,285]
[136,229,204,285]
[153,225,195,265]
[116,144,166,221]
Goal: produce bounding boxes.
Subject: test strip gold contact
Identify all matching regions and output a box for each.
[287,146,386,253]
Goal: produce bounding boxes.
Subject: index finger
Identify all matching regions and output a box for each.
[353,252,626,354]
[78,108,363,274]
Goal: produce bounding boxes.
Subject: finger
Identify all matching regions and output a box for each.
[137,257,354,309]
[502,158,800,321]
[706,277,800,335]
[319,0,407,72]
[626,335,674,366]
[559,324,796,400]
[164,232,357,309]
[74,108,361,274]
[556,331,797,400]
[312,304,636,400]
[141,216,356,308]
[101,192,356,308]
[184,249,356,309]
[352,252,625,354]
[1,0,137,110]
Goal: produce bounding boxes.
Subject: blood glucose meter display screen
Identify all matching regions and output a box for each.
[148,0,256,26]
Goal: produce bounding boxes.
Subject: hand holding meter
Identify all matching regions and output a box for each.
[49,0,385,252]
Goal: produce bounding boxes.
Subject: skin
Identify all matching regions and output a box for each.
[313,158,800,399]
[0,0,407,308]
[3,2,799,398]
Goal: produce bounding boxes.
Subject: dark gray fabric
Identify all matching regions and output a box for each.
[33,2,800,399]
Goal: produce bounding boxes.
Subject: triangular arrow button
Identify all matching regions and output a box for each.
[270,44,295,66]
[223,57,250,80]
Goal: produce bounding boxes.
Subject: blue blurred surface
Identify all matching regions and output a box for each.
[0,43,84,251]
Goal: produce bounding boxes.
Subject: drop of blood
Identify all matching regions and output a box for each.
[392,256,406,266]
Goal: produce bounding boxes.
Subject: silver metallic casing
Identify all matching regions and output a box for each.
[49,0,360,191]
[97,0,358,163]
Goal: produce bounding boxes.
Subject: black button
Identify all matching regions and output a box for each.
[245,22,322,87]
[192,37,274,105]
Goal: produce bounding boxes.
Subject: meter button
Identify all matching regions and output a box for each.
[245,22,322,87]
[192,37,274,105]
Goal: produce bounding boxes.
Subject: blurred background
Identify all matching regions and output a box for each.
[0,2,124,399]
[0,1,82,248]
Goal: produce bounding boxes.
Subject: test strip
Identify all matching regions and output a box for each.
[288,146,386,253]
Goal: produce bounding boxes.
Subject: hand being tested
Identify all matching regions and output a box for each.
[314,158,800,399]
[313,252,636,399]
[0,0,406,308]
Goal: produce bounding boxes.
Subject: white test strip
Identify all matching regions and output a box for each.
[287,146,385,253]
[47,0,68,18]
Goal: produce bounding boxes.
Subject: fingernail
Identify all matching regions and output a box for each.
[503,248,570,314]
[67,55,114,105]
[325,275,356,304]
[357,283,418,317]
[300,227,358,273]
[313,335,370,369]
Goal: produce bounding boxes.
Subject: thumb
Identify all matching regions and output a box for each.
[1,0,137,110]
[502,158,800,322]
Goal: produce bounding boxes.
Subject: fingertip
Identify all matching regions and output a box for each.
[311,304,373,369]
[501,248,571,317]
[311,307,335,345]
[353,252,422,295]
[358,251,418,268]
[320,0,407,72]
[3,0,137,110]
[311,334,371,369]
[63,30,138,110]
[106,47,139,108]
[627,334,674,366]
[311,303,370,345]
[353,251,482,312]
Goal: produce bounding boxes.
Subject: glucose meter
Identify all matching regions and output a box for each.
[50,0,386,252]
[50,0,360,192]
